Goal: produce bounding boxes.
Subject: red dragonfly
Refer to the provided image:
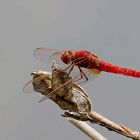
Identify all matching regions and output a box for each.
[33,48,140,80]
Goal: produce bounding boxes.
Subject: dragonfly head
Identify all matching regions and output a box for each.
[61,50,73,64]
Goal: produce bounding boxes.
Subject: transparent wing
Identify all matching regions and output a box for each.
[39,96,48,102]
[71,66,101,85]
[39,68,101,103]
[64,55,101,85]
[39,78,73,103]
[25,48,102,101]
[23,79,36,93]
[23,77,50,102]
[23,75,48,94]
[33,48,65,66]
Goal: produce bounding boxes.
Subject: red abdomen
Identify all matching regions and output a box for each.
[99,61,140,78]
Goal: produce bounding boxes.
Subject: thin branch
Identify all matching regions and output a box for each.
[29,68,140,140]
[63,111,140,140]
[89,111,140,140]
[67,117,107,140]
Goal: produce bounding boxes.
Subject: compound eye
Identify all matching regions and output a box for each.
[67,50,73,57]
[61,51,72,64]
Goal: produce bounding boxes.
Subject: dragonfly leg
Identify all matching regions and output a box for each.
[65,64,88,82]
[64,63,88,83]
[79,67,88,81]
[63,63,75,76]
[67,64,75,75]
[74,66,88,82]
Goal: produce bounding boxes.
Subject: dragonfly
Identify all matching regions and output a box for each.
[33,48,140,81]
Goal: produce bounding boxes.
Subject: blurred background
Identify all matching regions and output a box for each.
[0,0,140,139]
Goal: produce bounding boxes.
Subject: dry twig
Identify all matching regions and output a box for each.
[67,117,107,140]
[25,66,140,140]
[63,111,140,140]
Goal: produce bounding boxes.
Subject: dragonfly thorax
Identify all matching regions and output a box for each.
[72,50,101,69]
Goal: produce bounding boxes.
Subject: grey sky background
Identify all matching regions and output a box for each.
[1,0,140,139]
